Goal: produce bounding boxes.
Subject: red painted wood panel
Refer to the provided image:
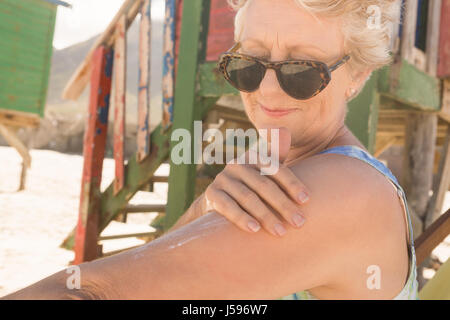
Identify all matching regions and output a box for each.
[206,0,236,61]
[137,0,152,161]
[174,0,236,69]
[438,0,450,78]
[113,15,126,194]
[175,0,183,76]
[74,46,114,264]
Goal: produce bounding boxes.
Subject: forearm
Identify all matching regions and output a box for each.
[1,268,102,300]
[2,208,321,300]
[2,212,247,300]
[2,195,207,300]
[2,256,150,300]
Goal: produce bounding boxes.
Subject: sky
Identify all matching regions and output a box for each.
[53,0,165,50]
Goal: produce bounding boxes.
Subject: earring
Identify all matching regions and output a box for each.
[347,88,356,100]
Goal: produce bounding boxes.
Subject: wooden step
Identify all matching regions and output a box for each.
[98,231,156,241]
[141,175,168,191]
[124,204,166,213]
[101,244,144,257]
[151,176,168,183]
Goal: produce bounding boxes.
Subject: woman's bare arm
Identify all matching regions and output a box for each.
[166,193,206,233]
[2,154,400,300]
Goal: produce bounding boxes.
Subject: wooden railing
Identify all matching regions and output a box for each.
[62,0,177,264]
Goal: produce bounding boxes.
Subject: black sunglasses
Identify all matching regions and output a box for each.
[218,42,350,100]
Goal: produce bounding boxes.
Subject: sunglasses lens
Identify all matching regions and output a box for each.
[225,57,265,92]
[278,63,328,100]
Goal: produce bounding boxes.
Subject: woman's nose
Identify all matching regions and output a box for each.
[258,68,286,99]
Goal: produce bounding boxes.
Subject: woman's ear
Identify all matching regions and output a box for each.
[346,68,373,101]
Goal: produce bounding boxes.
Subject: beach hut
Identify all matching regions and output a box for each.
[0,0,70,189]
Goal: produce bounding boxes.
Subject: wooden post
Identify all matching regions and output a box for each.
[402,111,437,226]
[165,0,212,230]
[161,0,177,130]
[400,0,419,64]
[425,0,442,76]
[389,0,402,54]
[425,125,450,228]
[399,0,438,240]
[137,0,152,162]
[399,0,440,285]
[0,125,31,168]
[437,0,450,78]
[403,111,438,286]
[74,46,114,264]
[113,15,126,194]
[0,124,31,191]
[19,160,28,191]
[422,0,447,230]
[423,0,448,237]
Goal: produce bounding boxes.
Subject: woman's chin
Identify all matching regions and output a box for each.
[250,112,298,131]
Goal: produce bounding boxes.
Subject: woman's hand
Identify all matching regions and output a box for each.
[201,128,309,237]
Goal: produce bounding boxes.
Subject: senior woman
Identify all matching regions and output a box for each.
[3,0,418,300]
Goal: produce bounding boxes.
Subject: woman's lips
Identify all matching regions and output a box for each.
[259,104,298,118]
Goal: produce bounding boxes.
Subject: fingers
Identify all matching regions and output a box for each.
[215,173,291,237]
[268,165,310,204]
[226,165,306,230]
[204,143,310,237]
[205,185,262,234]
[244,149,310,204]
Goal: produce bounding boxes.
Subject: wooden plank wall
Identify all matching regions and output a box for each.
[175,0,235,67]
[438,0,450,78]
[206,0,236,61]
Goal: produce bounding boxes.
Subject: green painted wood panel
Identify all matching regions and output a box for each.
[0,0,57,117]
[165,0,213,230]
[377,59,441,111]
[346,71,380,154]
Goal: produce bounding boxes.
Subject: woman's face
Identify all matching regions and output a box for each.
[239,0,355,148]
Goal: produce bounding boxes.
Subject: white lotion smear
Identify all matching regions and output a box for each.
[131,212,229,259]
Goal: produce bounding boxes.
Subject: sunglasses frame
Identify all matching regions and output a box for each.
[218,42,351,100]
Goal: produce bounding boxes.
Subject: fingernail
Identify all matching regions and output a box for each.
[248,221,261,233]
[274,223,287,236]
[298,191,309,203]
[292,214,305,227]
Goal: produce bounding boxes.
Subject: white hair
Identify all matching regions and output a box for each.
[227,0,402,72]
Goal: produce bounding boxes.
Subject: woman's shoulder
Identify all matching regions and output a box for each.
[289,147,396,207]
[288,149,409,298]
[288,148,407,259]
